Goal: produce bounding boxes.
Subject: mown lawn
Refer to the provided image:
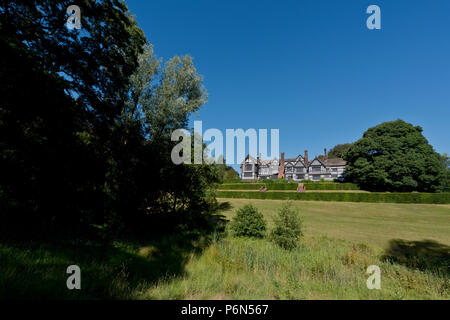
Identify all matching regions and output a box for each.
[218,199,450,247]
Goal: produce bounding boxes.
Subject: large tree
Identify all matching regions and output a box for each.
[0,0,146,236]
[441,153,450,191]
[344,120,446,192]
[328,143,353,159]
[109,45,221,234]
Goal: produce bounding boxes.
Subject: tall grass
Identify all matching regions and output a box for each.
[1,234,448,300]
[139,236,449,300]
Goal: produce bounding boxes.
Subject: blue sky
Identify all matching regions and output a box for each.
[126,0,450,170]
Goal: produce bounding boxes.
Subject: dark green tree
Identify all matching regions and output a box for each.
[328,143,353,159]
[344,120,446,192]
[230,205,267,238]
[441,153,450,192]
[0,0,146,237]
[270,202,303,250]
[110,45,221,235]
[223,166,240,180]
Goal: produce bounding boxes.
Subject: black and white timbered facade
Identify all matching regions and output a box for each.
[240,150,346,182]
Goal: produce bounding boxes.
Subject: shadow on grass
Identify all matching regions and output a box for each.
[217,201,232,211]
[383,239,450,276]
[0,214,228,300]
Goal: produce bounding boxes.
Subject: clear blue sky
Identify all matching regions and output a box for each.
[126,0,449,169]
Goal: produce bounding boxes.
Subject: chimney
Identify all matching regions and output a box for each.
[324,148,327,161]
[304,150,308,165]
[278,152,285,179]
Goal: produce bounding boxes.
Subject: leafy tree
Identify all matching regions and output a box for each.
[344,120,446,192]
[216,163,239,181]
[111,45,221,234]
[328,143,353,159]
[223,167,240,180]
[0,0,146,236]
[270,202,303,250]
[441,153,450,191]
[230,205,267,238]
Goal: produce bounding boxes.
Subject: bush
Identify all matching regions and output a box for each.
[230,204,267,238]
[270,202,303,249]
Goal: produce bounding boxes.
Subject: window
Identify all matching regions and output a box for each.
[286,167,293,173]
[245,164,253,171]
[312,175,320,181]
[312,166,321,172]
[296,174,305,180]
[244,172,253,177]
[295,167,305,173]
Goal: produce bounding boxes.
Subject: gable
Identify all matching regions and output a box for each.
[241,154,257,165]
[294,159,306,168]
[295,154,305,162]
[309,158,325,167]
[285,162,294,167]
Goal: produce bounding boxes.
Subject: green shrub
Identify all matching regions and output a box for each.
[270,202,303,249]
[230,204,267,238]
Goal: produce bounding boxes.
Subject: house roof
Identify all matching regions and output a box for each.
[259,159,278,167]
[324,158,347,166]
[309,157,327,167]
[241,154,346,168]
[294,160,306,167]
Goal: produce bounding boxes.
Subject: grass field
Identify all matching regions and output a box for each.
[1,200,449,300]
[218,199,450,247]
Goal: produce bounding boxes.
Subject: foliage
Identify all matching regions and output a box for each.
[441,153,450,192]
[223,178,244,184]
[216,191,450,204]
[344,120,446,192]
[223,166,240,180]
[270,203,303,249]
[263,178,288,184]
[230,205,267,238]
[0,0,146,237]
[217,165,240,181]
[0,1,221,239]
[328,143,353,159]
[111,45,221,235]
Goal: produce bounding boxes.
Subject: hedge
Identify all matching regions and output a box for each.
[222,178,249,184]
[219,183,360,191]
[216,191,450,204]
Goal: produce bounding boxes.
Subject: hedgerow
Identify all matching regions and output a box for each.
[218,183,360,191]
[216,191,450,204]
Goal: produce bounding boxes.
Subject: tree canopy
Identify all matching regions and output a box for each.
[328,143,353,159]
[0,1,221,239]
[344,120,446,192]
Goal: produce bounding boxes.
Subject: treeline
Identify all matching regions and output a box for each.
[0,1,222,239]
